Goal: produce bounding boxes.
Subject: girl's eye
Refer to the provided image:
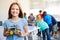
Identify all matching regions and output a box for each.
[11,8,19,10]
[16,9,19,10]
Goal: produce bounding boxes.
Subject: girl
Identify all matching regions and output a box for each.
[3,2,28,40]
[35,15,51,40]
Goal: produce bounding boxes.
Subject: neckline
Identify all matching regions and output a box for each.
[9,18,21,23]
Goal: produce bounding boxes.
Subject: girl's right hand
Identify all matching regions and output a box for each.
[3,29,10,36]
[6,30,10,34]
[5,30,10,36]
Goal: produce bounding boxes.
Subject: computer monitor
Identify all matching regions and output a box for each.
[0,21,2,26]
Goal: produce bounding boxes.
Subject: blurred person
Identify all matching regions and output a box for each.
[43,11,52,33]
[24,12,27,20]
[51,16,58,39]
[43,11,58,39]
[35,15,51,40]
[37,10,43,37]
[28,13,35,26]
[39,10,43,18]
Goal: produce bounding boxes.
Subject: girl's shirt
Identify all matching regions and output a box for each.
[3,18,28,40]
[35,20,49,31]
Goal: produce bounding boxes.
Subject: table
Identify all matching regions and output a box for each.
[26,26,40,40]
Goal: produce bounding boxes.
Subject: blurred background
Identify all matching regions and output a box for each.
[0,0,60,21]
[0,0,60,40]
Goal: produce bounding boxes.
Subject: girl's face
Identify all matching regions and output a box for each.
[11,4,19,17]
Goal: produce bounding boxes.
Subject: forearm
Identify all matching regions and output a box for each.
[18,26,29,37]
[18,32,29,37]
[22,32,29,37]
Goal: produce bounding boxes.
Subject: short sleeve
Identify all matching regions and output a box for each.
[23,19,28,27]
[2,21,7,29]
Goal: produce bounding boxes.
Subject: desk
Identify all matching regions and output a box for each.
[26,26,40,40]
[28,26,39,33]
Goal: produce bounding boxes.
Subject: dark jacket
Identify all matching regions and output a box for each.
[51,15,57,26]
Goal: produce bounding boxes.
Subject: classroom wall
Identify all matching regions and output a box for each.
[0,0,16,21]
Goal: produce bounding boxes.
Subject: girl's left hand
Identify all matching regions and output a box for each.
[15,31,23,37]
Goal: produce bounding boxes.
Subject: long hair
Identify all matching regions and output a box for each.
[8,2,23,19]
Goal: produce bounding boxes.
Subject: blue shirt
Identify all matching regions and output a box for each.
[24,16,27,20]
[35,20,49,31]
[43,14,52,25]
[3,18,28,40]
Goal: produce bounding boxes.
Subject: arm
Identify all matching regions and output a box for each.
[23,26,29,37]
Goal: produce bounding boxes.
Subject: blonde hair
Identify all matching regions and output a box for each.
[36,15,42,22]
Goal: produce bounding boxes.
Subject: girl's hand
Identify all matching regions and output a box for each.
[4,29,10,36]
[6,30,10,34]
[15,31,23,37]
[5,30,10,36]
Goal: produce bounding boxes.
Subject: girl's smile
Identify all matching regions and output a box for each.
[11,4,19,17]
